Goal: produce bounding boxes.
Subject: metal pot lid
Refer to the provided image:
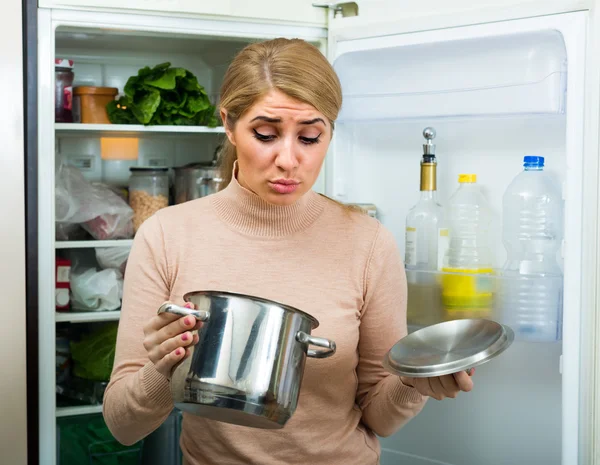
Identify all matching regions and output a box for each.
[382,319,514,378]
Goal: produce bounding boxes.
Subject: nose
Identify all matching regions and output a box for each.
[274,138,299,172]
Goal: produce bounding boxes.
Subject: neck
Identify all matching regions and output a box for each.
[210,163,326,237]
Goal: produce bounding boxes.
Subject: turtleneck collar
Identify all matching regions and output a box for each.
[210,162,326,237]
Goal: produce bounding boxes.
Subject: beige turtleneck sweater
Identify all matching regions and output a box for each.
[103,174,427,465]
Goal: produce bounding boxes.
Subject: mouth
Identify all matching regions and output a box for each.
[268,179,300,194]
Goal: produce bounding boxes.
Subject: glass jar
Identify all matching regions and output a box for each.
[198,166,223,198]
[128,167,170,232]
[55,58,74,123]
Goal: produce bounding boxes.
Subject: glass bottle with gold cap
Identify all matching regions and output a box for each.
[441,173,494,319]
[404,127,444,271]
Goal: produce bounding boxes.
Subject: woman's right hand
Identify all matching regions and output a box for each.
[143,302,203,379]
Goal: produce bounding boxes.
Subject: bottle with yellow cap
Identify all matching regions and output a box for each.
[441,173,494,319]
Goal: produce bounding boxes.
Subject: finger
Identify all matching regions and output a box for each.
[183,346,194,360]
[427,377,446,401]
[155,315,198,344]
[439,374,460,398]
[154,347,187,378]
[148,328,196,364]
[144,301,196,336]
[184,302,205,331]
[411,378,435,399]
[453,371,474,392]
[144,311,180,336]
[400,376,415,388]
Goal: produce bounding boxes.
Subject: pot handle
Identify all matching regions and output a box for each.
[157,302,210,321]
[296,331,336,359]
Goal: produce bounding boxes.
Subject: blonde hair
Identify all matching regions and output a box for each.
[217,38,342,189]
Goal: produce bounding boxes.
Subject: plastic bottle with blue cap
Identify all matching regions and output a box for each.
[498,155,564,341]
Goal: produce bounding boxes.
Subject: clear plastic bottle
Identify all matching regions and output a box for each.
[441,174,494,319]
[498,156,563,341]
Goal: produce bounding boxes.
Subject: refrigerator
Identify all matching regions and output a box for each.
[29,2,600,464]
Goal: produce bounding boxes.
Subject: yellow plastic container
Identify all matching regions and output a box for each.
[73,86,118,124]
[440,267,494,319]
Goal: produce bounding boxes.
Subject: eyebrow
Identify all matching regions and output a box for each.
[250,116,326,126]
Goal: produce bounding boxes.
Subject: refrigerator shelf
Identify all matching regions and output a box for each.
[55,240,133,249]
[56,404,103,418]
[55,123,226,137]
[405,268,563,342]
[56,311,121,323]
[335,29,567,121]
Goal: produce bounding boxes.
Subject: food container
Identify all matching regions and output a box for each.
[55,257,71,311]
[55,58,74,123]
[128,167,169,232]
[73,86,118,124]
[173,163,223,204]
[161,291,336,429]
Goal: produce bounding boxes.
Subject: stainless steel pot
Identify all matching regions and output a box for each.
[158,291,336,429]
[173,163,223,204]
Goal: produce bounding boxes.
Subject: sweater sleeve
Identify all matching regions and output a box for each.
[102,214,175,446]
[356,223,428,438]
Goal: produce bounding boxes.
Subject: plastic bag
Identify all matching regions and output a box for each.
[70,323,118,381]
[70,267,123,311]
[95,247,131,274]
[57,414,143,465]
[55,161,134,240]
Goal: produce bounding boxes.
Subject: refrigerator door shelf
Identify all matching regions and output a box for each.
[334,29,567,122]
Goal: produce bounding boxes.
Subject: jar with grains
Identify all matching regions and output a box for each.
[55,58,74,123]
[128,167,170,232]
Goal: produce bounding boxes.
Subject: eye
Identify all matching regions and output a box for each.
[299,133,322,145]
[253,128,276,143]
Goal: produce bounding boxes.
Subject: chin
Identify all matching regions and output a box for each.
[263,190,303,206]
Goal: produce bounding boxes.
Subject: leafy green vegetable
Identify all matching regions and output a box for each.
[107,62,219,127]
[70,323,118,381]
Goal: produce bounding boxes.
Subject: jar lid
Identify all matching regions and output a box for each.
[74,86,119,96]
[130,166,169,172]
[55,58,74,69]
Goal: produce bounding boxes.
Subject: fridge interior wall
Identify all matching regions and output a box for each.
[326,26,575,465]
[55,28,257,109]
[54,29,257,182]
[332,117,564,465]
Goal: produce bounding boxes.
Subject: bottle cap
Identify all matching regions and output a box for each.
[422,127,436,156]
[458,174,477,183]
[524,156,544,168]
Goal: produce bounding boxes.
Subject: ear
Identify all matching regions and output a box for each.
[220,109,236,146]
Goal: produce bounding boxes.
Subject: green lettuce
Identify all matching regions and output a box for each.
[107,62,219,127]
[69,323,118,382]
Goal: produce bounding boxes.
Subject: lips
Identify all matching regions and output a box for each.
[272,179,298,186]
[269,179,300,194]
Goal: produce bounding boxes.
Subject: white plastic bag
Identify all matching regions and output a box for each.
[95,247,131,275]
[70,268,123,311]
[55,161,134,240]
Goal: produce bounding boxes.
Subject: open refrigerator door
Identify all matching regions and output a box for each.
[36,8,328,464]
[324,9,588,465]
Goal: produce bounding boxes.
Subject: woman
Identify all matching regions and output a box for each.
[103,38,473,465]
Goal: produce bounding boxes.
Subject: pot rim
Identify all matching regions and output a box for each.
[182,290,320,329]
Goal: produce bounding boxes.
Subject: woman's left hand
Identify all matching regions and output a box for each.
[400,369,475,400]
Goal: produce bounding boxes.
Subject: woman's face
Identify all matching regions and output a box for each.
[221,89,331,206]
